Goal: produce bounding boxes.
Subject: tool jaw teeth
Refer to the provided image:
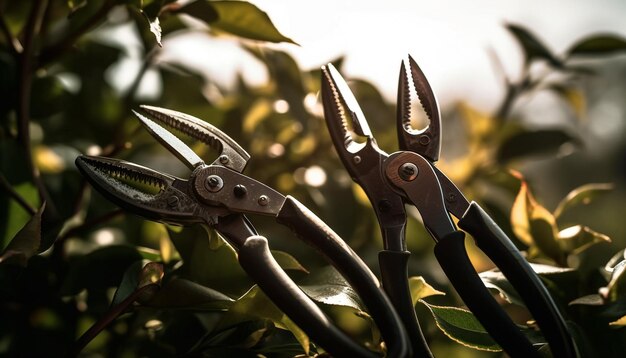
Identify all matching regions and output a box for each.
[75,155,199,224]
[396,55,441,162]
[138,105,250,172]
[321,64,374,155]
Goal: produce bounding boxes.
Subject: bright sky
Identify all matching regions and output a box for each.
[150,0,626,112]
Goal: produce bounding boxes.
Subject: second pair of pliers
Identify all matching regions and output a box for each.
[321,57,578,358]
[75,106,410,357]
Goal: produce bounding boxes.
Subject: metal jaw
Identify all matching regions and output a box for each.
[321,63,408,251]
[396,55,441,162]
[75,155,204,225]
[138,105,251,173]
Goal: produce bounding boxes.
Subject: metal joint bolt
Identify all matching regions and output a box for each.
[219,155,229,165]
[205,175,224,192]
[398,163,418,181]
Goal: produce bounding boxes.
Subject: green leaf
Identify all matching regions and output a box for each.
[530,217,565,266]
[299,266,364,311]
[554,183,613,219]
[569,294,604,306]
[567,34,626,57]
[419,300,502,351]
[0,203,45,266]
[145,277,233,310]
[497,129,581,163]
[605,256,626,302]
[409,276,445,306]
[271,250,308,273]
[482,263,575,306]
[110,260,165,307]
[175,0,218,24]
[505,24,562,67]
[111,260,144,306]
[184,1,297,44]
[557,225,611,255]
[218,285,309,353]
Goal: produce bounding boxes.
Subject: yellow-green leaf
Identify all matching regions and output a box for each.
[567,34,626,57]
[554,183,613,219]
[271,250,308,273]
[409,276,444,306]
[609,315,626,327]
[557,225,611,255]
[0,203,45,266]
[219,285,309,354]
[183,1,297,44]
[511,178,533,246]
[419,300,501,352]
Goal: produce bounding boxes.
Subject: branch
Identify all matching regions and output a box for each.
[16,0,56,216]
[57,208,124,243]
[0,1,23,54]
[69,283,159,357]
[0,174,36,215]
[39,0,115,66]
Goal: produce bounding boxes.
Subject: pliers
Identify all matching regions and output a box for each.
[75,106,410,357]
[321,56,578,358]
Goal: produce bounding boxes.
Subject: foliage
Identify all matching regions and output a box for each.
[0,1,625,357]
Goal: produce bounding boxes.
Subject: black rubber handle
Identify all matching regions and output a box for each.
[458,202,578,358]
[379,250,433,358]
[238,235,377,358]
[277,196,410,358]
[433,231,539,358]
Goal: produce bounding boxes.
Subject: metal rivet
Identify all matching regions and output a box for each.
[354,156,362,164]
[205,175,224,192]
[219,155,229,164]
[167,196,179,207]
[258,195,269,206]
[419,135,431,145]
[234,184,247,198]
[398,163,418,181]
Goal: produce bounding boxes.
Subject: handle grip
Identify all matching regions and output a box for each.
[458,202,578,358]
[277,196,410,358]
[238,236,376,358]
[434,231,539,358]
[379,250,433,358]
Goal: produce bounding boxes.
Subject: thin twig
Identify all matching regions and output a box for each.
[57,209,124,243]
[0,1,23,54]
[39,0,116,66]
[0,174,36,215]
[17,0,55,216]
[69,283,159,357]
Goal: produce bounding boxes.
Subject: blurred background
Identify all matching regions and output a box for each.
[1,0,626,357]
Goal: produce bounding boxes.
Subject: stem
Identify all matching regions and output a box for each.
[0,1,23,54]
[0,174,36,215]
[69,283,159,357]
[17,0,55,216]
[57,209,124,243]
[39,0,116,66]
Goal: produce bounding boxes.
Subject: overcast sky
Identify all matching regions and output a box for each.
[150,0,626,112]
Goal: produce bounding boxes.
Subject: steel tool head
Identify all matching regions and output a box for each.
[75,155,202,225]
[396,55,441,162]
[136,106,251,172]
[321,64,374,155]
